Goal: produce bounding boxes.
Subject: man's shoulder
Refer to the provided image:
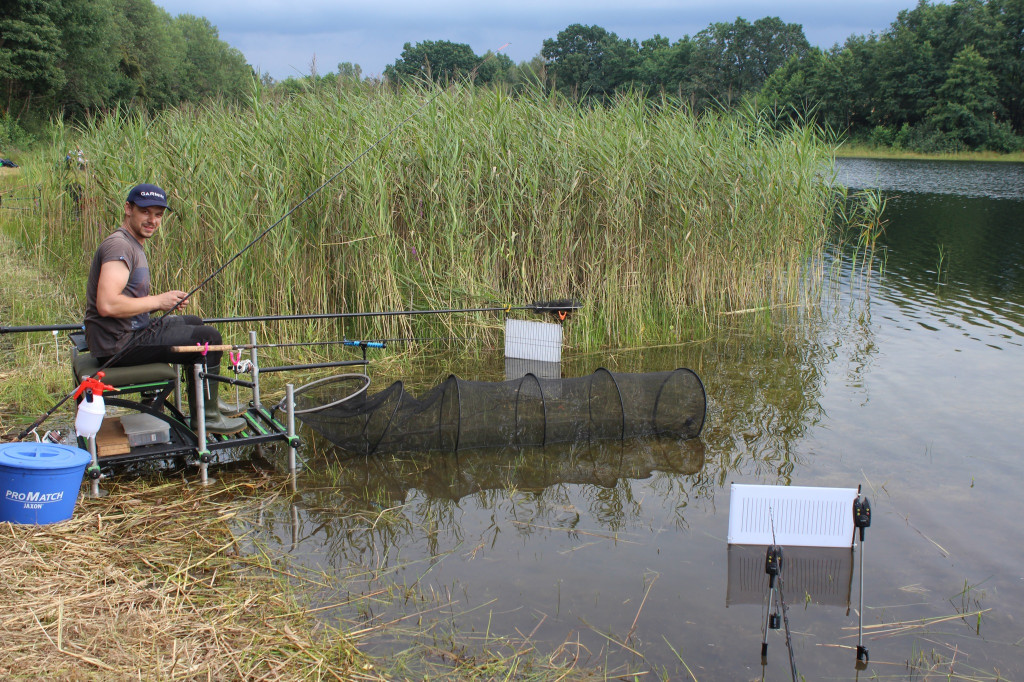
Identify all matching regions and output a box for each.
[96,228,141,260]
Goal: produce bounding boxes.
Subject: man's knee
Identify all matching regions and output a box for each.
[203,326,223,345]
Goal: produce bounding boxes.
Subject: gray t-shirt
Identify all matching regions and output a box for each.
[84,227,151,357]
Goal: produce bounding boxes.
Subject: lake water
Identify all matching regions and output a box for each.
[247,157,1024,679]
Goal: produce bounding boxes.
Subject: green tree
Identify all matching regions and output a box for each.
[635,34,700,99]
[175,14,252,101]
[759,37,875,133]
[541,24,639,98]
[988,0,1024,131]
[384,40,480,84]
[111,0,185,109]
[336,62,363,81]
[0,0,64,116]
[474,51,515,85]
[692,17,810,107]
[52,0,122,117]
[929,45,999,146]
[866,20,941,127]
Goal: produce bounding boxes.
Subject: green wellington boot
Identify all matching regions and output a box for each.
[217,398,247,417]
[190,382,247,435]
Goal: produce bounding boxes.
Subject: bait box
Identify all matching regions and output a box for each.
[119,413,172,447]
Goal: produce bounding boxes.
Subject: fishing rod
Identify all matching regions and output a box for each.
[1,298,579,335]
[205,300,582,324]
[15,46,512,441]
[0,323,83,334]
[209,335,478,350]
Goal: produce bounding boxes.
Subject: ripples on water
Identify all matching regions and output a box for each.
[838,158,1024,349]
[836,156,1024,201]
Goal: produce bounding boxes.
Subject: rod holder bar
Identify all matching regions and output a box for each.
[197,372,255,389]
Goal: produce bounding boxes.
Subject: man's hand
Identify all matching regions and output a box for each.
[154,290,189,312]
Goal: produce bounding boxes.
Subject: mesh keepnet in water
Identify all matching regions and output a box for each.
[298,368,706,455]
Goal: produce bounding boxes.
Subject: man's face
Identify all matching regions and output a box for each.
[123,202,165,242]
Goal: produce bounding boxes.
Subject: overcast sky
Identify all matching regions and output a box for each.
[154,0,923,80]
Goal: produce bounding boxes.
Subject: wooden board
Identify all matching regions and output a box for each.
[96,416,131,457]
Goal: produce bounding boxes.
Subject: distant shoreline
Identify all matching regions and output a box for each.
[836,145,1024,163]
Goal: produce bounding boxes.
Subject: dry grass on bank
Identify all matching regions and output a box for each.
[0,478,381,681]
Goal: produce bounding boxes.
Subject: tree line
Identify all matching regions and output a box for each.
[3,0,1022,153]
[1,0,252,147]
[381,0,1023,152]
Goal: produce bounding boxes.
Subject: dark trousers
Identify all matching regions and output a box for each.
[97,315,225,371]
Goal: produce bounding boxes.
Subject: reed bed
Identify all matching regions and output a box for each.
[4,84,839,352]
[0,478,378,681]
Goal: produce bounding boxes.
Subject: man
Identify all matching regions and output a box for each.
[84,183,246,434]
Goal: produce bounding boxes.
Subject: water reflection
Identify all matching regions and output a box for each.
[312,437,707,507]
[239,159,1024,678]
[276,437,711,568]
[872,193,1024,347]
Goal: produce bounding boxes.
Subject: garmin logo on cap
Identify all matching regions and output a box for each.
[139,191,164,199]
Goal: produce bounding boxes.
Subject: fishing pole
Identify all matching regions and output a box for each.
[0,323,83,334]
[15,46,512,441]
[205,299,582,325]
[205,335,479,350]
[0,300,580,336]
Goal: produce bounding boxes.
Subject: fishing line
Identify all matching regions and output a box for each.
[16,46,511,441]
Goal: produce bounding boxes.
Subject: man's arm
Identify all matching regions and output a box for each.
[95,260,189,318]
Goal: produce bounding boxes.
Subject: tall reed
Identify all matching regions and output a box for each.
[4,84,839,351]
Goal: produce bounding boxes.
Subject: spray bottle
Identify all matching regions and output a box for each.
[73,373,116,438]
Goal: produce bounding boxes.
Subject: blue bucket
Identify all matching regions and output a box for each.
[0,442,91,525]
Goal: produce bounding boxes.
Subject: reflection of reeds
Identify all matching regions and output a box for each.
[8,86,837,356]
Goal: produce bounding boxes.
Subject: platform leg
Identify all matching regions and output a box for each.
[173,371,182,413]
[85,435,107,498]
[286,383,296,479]
[249,330,261,409]
[194,363,212,487]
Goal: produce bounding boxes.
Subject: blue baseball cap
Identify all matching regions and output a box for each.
[126,183,169,208]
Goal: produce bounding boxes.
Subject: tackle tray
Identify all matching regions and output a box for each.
[118,412,172,447]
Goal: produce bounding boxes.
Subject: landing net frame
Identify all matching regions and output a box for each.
[275,373,371,415]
